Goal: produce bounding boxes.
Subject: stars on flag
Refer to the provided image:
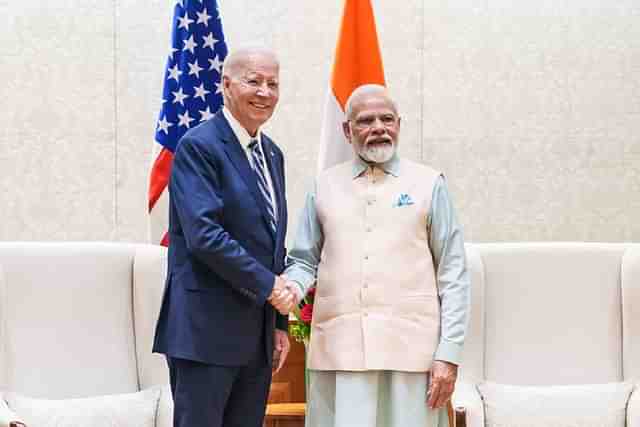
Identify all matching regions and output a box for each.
[154,0,227,148]
[202,33,218,51]
[194,83,210,101]
[177,12,194,30]
[199,106,215,122]
[196,8,212,26]
[167,64,182,82]
[188,60,204,78]
[157,116,173,134]
[178,111,195,128]
[208,55,223,73]
[172,87,190,106]
[183,35,198,54]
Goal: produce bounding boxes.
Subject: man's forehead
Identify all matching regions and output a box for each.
[242,52,278,67]
[243,69,279,79]
[353,97,397,115]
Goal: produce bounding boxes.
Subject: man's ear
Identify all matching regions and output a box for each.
[342,121,352,143]
[222,75,231,93]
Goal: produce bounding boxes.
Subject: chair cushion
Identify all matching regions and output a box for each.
[0,242,139,397]
[477,381,633,427]
[478,243,627,385]
[3,387,160,427]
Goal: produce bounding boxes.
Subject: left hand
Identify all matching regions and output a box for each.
[426,360,458,409]
[272,329,290,374]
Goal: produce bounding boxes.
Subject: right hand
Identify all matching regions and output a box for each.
[268,275,299,315]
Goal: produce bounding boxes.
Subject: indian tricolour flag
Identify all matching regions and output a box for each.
[317,0,386,172]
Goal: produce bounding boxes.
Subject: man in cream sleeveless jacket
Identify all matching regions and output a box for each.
[285,85,470,427]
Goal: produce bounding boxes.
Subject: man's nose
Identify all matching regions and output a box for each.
[370,117,386,132]
[256,83,274,96]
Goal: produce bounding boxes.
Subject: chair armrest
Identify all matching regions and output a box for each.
[452,381,484,427]
[454,405,466,427]
[0,399,25,427]
[628,386,640,427]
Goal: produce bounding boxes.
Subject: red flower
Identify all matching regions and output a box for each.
[300,303,314,323]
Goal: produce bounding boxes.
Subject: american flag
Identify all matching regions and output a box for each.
[148,0,228,246]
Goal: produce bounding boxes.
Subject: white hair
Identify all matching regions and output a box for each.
[344,84,398,119]
[221,47,279,79]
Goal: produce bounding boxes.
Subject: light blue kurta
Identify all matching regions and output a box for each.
[285,154,470,427]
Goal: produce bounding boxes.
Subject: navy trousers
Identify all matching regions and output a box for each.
[167,348,272,427]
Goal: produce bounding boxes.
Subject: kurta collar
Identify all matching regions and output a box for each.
[352,152,401,179]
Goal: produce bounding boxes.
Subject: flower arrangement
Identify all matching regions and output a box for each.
[289,286,315,344]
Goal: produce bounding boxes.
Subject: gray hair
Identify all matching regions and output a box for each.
[344,84,398,119]
[221,47,279,79]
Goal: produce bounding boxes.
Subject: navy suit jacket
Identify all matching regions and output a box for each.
[153,111,288,366]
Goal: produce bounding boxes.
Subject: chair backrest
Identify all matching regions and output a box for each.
[460,243,640,386]
[132,244,169,389]
[0,242,140,398]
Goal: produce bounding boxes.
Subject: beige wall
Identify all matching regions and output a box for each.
[1,0,638,243]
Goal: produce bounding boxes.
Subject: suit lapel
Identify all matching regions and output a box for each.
[262,138,283,218]
[262,137,285,241]
[216,113,276,237]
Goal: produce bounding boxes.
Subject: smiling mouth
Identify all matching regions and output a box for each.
[250,102,271,110]
[366,139,392,147]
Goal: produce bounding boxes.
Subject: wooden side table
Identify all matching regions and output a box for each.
[263,402,305,427]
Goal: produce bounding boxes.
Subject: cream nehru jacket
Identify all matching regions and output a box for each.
[308,158,441,372]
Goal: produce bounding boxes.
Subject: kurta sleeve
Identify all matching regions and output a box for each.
[284,180,324,299]
[428,175,471,365]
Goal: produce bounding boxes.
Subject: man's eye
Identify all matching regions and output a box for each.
[358,118,374,126]
[268,82,279,90]
[247,80,259,86]
[382,115,395,124]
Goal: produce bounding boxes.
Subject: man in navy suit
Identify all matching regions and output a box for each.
[153,48,298,427]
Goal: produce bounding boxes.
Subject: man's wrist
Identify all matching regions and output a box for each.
[434,340,462,365]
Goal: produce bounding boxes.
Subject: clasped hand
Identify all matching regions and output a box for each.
[268,275,300,315]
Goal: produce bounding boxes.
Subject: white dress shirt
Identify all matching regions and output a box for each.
[222,106,278,220]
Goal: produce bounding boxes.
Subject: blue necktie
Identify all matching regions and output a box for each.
[249,139,277,232]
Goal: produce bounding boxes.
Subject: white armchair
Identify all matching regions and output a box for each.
[454,243,640,427]
[0,242,170,427]
[2,242,638,426]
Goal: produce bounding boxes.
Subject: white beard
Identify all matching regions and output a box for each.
[359,142,395,164]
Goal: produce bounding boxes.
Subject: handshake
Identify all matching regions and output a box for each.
[268,275,301,315]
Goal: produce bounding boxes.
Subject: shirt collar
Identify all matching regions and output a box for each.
[222,106,263,150]
[351,152,401,178]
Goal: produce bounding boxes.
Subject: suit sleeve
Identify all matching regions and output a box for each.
[170,136,275,306]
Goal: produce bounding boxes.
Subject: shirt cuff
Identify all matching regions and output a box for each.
[434,340,463,365]
[283,267,315,296]
[289,280,306,302]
